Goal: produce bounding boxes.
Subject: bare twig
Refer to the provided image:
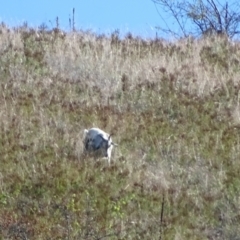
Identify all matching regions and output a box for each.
[159,194,165,240]
[72,8,76,32]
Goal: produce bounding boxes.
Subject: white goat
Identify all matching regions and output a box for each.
[83,128,117,164]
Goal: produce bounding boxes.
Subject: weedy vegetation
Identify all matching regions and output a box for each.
[0,22,240,239]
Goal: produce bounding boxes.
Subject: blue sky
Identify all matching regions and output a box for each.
[0,0,168,38]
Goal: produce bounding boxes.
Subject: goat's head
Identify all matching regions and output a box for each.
[98,134,117,158]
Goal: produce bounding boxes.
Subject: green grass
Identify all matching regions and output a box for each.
[0,24,240,239]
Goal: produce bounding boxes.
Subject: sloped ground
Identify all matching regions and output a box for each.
[0,25,240,239]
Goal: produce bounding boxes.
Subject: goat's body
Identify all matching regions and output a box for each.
[83,128,116,164]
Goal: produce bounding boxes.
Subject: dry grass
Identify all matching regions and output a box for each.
[0,23,240,239]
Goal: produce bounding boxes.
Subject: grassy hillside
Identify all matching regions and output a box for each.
[0,24,240,239]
